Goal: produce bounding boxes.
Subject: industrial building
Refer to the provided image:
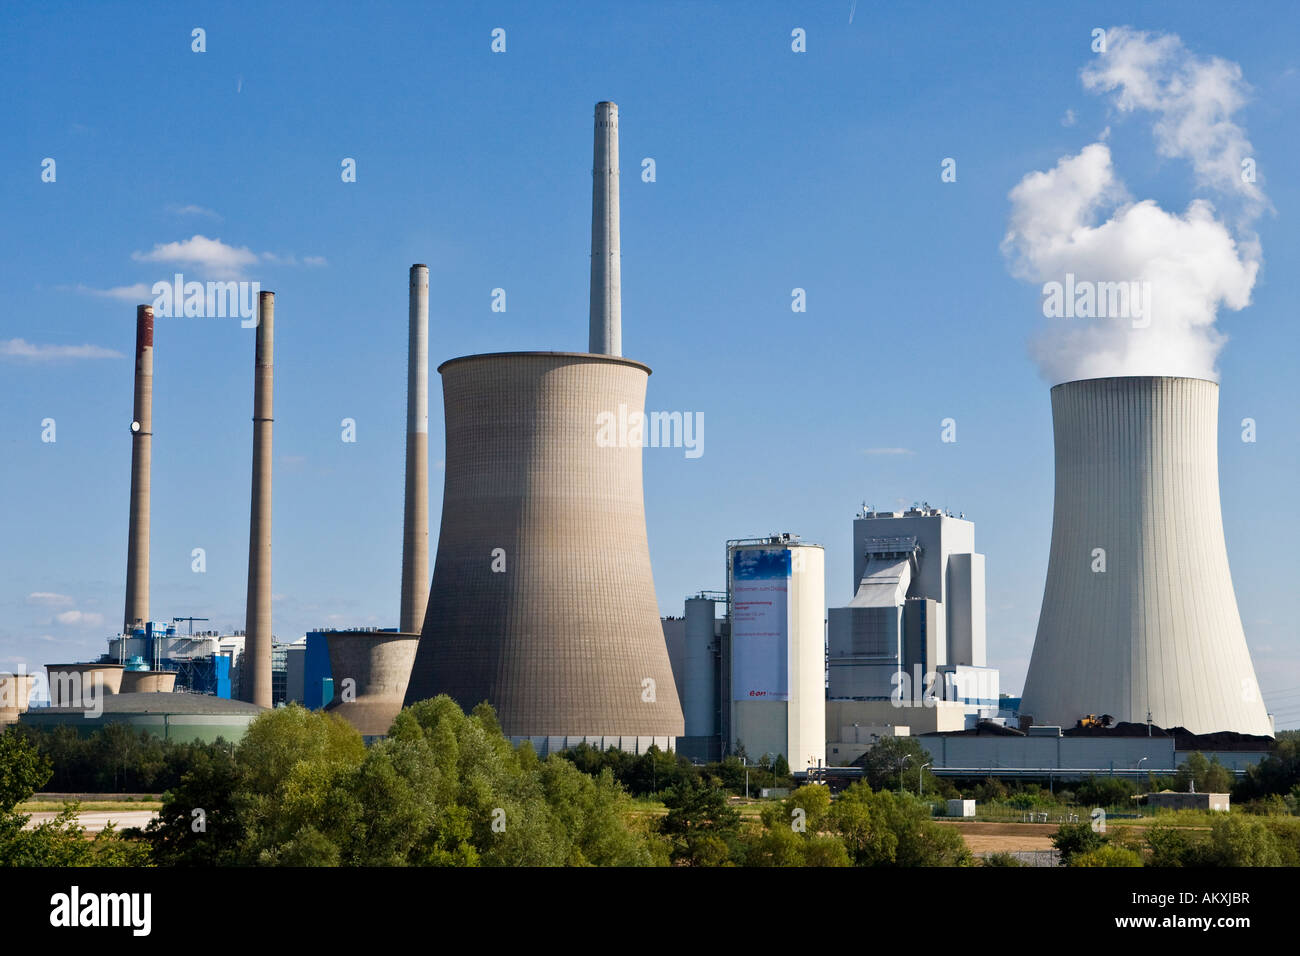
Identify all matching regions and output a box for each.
[727,535,825,772]
[669,592,727,763]
[19,693,264,745]
[822,506,1000,764]
[671,536,825,772]
[1020,376,1274,738]
[109,623,242,698]
[402,102,684,752]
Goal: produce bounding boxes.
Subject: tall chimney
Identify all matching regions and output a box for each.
[400,264,430,633]
[243,291,274,707]
[589,101,621,356]
[123,305,153,634]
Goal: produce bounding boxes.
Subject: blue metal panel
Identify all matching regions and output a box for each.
[304,632,333,709]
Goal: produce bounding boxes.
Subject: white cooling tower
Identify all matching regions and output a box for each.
[1020,376,1272,737]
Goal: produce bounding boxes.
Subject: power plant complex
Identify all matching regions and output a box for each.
[4,105,1278,781]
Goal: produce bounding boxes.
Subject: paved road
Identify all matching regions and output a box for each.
[23,809,158,832]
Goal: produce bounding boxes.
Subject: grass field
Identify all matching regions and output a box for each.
[18,800,164,812]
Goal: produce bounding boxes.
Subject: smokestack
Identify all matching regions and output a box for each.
[400,265,430,633]
[243,291,274,707]
[123,305,153,634]
[589,101,621,356]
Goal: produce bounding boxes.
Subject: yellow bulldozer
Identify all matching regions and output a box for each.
[1077,713,1114,729]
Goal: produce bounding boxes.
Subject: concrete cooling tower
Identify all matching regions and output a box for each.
[1020,376,1273,738]
[324,631,419,737]
[403,102,684,751]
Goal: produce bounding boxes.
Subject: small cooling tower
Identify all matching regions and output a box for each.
[324,631,419,736]
[1020,376,1272,737]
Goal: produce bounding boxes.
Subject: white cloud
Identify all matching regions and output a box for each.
[72,282,153,302]
[168,203,222,220]
[131,235,259,279]
[1003,144,1256,382]
[1,339,123,361]
[263,252,327,267]
[1060,108,1077,127]
[27,592,73,606]
[54,610,104,627]
[1083,26,1266,223]
[1004,29,1264,384]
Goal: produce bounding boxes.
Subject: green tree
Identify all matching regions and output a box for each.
[829,782,898,866]
[1145,822,1196,867]
[1071,845,1143,867]
[760,784,833,834]
[1075,776,1137,809]
[234,705,367,865]
[1237,736,1300,801]
[142,747,244,866]
[1051,821,1106,865]
[753,784,851,867]
[826,782,969,867]
[1198,815,1281,867]
[859,737,944,796]
[1,731,146,866]
[660,779,742,865]
[1174,752,1233,795]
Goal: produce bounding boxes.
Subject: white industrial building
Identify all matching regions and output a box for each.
[823,507,999,763]
[725,535,826,772]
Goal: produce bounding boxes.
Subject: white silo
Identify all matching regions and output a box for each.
[1020,376,1272,737]
[728,535,825,771]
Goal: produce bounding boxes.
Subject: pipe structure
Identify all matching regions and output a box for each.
[123,305,154,634]
[588,101,621,356]
[400,265,430,633]
[242,291,274,707]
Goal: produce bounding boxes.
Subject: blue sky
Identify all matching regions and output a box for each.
[2,2,1298,726]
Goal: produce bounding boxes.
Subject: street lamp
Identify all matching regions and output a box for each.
[899,754,911,794]
[919,762,931,796]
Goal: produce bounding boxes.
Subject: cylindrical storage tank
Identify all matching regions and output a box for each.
[683,597,719,737]
[728,541,826,771]
[324,632,419,736]
[118,671,177,694]
[1020,376,1272,737]
[44,664,124,706]
[405,351,684,743]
